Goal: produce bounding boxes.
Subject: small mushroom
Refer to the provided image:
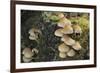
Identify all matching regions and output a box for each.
[67,49,76,57]
[59,52,67,58]
[28,28,41,40]
[22,48,34,58]
[73,24,82,33]
[54,29,64,37]
[29,35,38,40]
[61,35,75,46]
[58,43,70,53]
[28,28,41,36]
[32,48,39,54]
[72,41,82,50]
[58,13,65,19]
[23,56,33,63]
[28,29,35,36]
[57,18,72,27]
[61,25,73,34]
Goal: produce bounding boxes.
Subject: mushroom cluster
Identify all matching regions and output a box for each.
[22,48,39,62]
[54,13,82,58]
[22,28,41,63]
[28,28,41,41]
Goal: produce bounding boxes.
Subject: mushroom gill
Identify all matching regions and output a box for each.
[67,49,76,57]
[61,35,75,46]
[59,52,67,58]
[58,43,70,53]
[54,28,64,37]
[72,41,82,50]
[23,56,33,63]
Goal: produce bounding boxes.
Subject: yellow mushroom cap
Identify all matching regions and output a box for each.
[59,52,67,58]
[58,43,70,52]
[23,56,33,63]
[54,29,64,37]
[73,25,82,33]
[57,18,72,27]
[61,35,75,46]
[58,13,65,19]
[72,41,82,50]
[67,49,76,57]
[22,48,34,58]
[61,25,73,34]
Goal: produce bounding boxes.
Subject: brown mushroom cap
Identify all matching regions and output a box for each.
[58,43,70,53]
[28,28,36,36]
[61,35,75,46]
[67,49,76,57]
[22,48,34,58]
[61,25,73,34]
[54,29,64,37]
[73,24,82,33]
[59,52,67,58]
[72,41,82,50]
[23,56,33,63]
[57,18,72,27]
